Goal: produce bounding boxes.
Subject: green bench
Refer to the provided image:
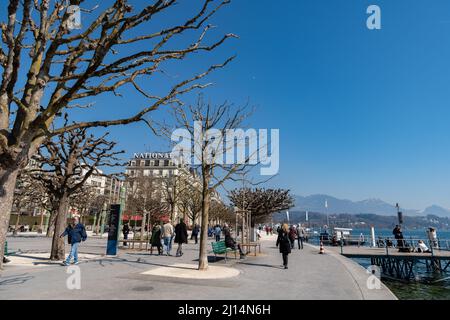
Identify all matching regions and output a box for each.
[4,241,16,256]
[210,240,237,262]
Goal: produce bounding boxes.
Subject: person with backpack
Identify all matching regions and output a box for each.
[276,223,291,269]
[60,216,87,266]
[288,225,297,249]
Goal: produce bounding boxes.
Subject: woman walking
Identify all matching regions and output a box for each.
[150,223,163,255]
[276,223,291,269]
[174,218,188,257]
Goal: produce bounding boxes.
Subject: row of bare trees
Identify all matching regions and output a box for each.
[0,0,235,268]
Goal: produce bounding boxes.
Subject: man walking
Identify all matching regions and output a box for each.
[122,222,130,247]
[296,224,306,249]
[60,217,87,266]
[214,224,222,242]
[174,218,188,257]
[162,220,175,256]
[191,223,200,244]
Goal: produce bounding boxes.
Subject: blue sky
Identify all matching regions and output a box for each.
[7,0,450,210]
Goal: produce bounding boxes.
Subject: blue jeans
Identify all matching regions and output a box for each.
[163,237,172,254]
[66,242,80,264]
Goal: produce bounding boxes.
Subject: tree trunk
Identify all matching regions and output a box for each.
[50,193,69,260]
[0,167,20,269]
[141,212,147,241]
[46,209,57,237]
[13,213,20,236]
[198,190,210,271]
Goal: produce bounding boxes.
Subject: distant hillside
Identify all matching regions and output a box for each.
[292,194,442,216]
[271,211,450,230]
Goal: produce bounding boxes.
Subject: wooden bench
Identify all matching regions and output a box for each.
[239,242,261,256]
[210,240,237,262]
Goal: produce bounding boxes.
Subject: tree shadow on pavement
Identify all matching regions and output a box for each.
[0,274,34,286]
[237,262,284,269]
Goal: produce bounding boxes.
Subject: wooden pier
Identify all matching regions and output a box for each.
[327,246,450,280]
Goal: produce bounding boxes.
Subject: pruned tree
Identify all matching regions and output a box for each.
[12,168,48,235]
[166,96,259,270]
[228,188,295,226]
[32,128,123,260]
[178,182,202,226]
[161,171,195,222]
[0,0,234,267]
[125,174,169,238]
[209,199,234,225]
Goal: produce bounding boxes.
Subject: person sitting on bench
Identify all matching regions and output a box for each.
[223,223,245,259]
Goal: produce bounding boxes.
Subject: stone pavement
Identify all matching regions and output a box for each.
[0,233,397,300]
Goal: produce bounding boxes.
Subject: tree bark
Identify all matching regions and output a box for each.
[50,193,69,260]
[198,190,210,271]
[0,167,20,269]
[46,209,57,237]
[13,213,20,236]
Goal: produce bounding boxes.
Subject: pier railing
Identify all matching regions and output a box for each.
[336,236,450,256]
[308,233,450,254]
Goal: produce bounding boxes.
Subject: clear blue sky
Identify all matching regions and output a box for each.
[9,0,450,210]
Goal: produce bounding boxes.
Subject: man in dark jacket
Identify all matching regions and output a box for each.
[191,223,200,244]
[122,222,130,246]
[223,224,245,259]
[174,218,188,257]
[60,217,87,266]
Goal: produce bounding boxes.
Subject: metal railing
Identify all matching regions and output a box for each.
[337,236,450,256]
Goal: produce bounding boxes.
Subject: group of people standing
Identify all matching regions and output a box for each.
[276,223,308,269]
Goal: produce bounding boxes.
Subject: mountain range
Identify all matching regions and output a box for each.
[292,194,450,217]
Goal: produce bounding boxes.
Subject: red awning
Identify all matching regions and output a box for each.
[122,215,143,221]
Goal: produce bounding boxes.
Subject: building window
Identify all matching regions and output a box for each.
[154,160,160,166]
[145,160,150,166]
[164,160,169,166]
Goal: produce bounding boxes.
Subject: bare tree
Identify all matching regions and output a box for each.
[32,128,123,260]
[161,171,195,222]
[166,96,259,270]
[0,0,234,267]
[209,200,234,225]
[12,169,47,235]
[178,183,203,226]
[125,174,169,238]
[228,188,295,226]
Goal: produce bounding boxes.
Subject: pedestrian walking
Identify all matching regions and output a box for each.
[214,224,222,242]
[174,218,188,257]
[296,224,306,249]
[288,225,297,249]
[60,217,87,266]
[122,222,130,246]
[150,223,163,255]
[276,223,291,269]
[162,220,174,256]
[191,223,200,244]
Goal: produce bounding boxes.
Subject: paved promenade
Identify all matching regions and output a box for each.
[0,233,396,300]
